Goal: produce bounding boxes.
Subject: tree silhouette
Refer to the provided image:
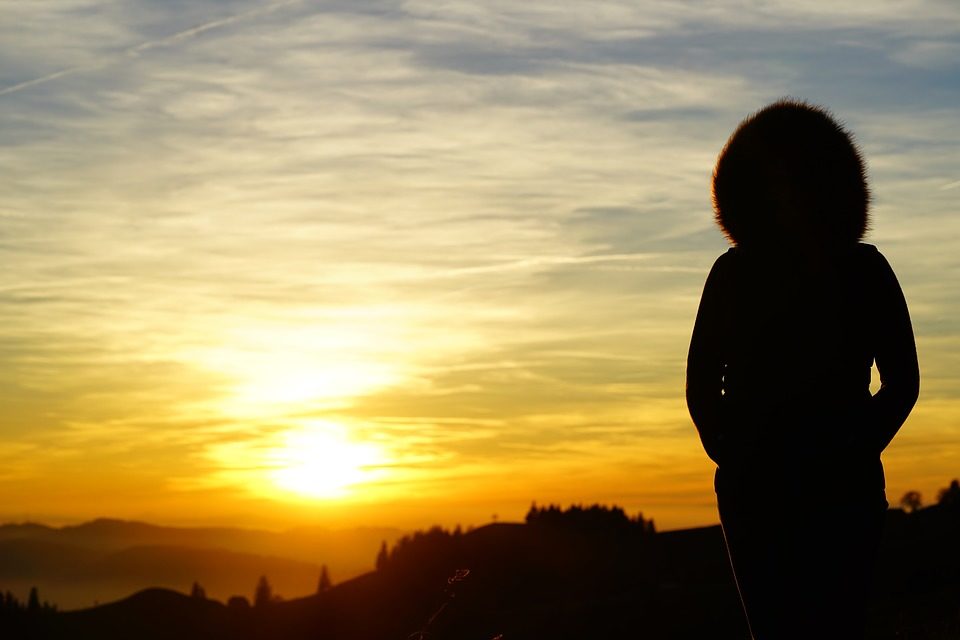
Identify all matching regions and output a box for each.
[190,581,206,600]
[27,587,39,613]
[900,490,923,513]
[937,479,960,508]
[254,575,272,607]
[317,565,331,593]
[525,502,655,534]
[375,540,389,571]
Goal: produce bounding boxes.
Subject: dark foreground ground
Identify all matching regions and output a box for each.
[3,501,960,639]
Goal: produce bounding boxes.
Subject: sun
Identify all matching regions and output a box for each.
[267,422,384,499]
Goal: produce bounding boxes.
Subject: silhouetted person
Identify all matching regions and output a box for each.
[687,99,920,639]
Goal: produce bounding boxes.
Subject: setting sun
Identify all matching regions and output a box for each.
[267,423,386,499]
[3,0,957,574]
[2,0,958,635]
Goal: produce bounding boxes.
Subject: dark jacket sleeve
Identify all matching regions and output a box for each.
[866,250,920,453]
[687,253,731,464]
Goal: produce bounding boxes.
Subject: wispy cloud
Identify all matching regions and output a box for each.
[1,0,958,528]
[0,0,304,98]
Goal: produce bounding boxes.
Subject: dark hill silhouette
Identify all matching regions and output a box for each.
[0,518,403,609]
[61,588,230,640]
[4,506,742,639]
[868,502,960,637]
[0,523,55,541]
[0,540,323,611]
[6,494,960,639]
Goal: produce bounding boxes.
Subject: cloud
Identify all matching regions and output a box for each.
[0,0,958,528]
[0,1,310,96]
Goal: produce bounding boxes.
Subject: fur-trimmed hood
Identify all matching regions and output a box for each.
[712,99,870,248]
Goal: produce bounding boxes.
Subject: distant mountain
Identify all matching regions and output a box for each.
[0,523,56,541]
[0,539,323,610]
[3,507,742,639]
[0,538,100,578]
[6,502,960,639]
[0,518,403,609]
[0,518,402,564]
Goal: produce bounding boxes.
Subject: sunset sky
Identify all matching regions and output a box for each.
[1,0,958,532]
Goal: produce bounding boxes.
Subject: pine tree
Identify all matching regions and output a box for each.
[190,581,207,600]
[3,591,19,611]
[27,587,40,613]
[254,575,273,607]
[937,479,960,508]
[375,540,389,571]
[317,565,331,593]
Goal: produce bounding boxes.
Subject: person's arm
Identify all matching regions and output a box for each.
[866,250,920,453]
[687,253,731,464]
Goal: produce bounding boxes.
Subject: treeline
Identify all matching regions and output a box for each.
[0,586,57,625]
[375,525,466,574]
[898,478,960,512]
[526,502,655,534]
[192,564,333,612]
[373,503,658,585]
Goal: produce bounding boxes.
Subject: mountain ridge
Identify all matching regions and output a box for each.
[4,499,960,638]
[0,518,405,610]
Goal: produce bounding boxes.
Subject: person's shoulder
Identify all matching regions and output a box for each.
[715,246,738,264]
[698,248,737,290]
[708,246,738,273]
[852,242,901,289]
[853,242,890,267]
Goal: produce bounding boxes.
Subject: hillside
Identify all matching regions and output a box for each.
[6,499,959,639]
[0,520,403,609]
[0,539,323,609]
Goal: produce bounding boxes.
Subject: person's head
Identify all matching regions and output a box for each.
[712,99,869,249]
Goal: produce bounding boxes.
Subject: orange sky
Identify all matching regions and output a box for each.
[1,1,958,532]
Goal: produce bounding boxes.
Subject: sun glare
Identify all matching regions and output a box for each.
[186,321,405,417]
[267,423,385,499]
[234,357,396,406]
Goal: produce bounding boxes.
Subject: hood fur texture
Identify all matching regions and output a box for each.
[712,99,870,248]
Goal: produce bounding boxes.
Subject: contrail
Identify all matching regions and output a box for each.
[0,65,98,98]
[0,0,303,98]
[435,253,656,278]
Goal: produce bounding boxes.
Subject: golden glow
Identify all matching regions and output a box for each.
[1,1,954,536]
[267,422,386,499]
[229,355,396,408]
[184,321,403,416]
